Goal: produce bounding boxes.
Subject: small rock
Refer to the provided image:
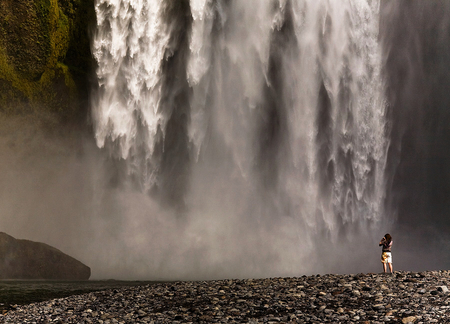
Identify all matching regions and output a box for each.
[138,310,147,316]
[373,304,385,310]
[402,315,417,323]
[437,286,449,293]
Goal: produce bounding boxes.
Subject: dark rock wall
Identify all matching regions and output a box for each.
[0,0,95,119]
[381,1,450,229]
[381,0,450,269]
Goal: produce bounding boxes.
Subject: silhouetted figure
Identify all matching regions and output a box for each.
[379,233,393,273]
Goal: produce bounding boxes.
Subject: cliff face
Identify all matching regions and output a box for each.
[0,0,95,118]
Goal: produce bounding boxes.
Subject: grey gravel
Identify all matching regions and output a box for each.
[2,270,450,323]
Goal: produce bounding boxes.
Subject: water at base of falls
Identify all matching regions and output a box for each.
[90,0,389,279]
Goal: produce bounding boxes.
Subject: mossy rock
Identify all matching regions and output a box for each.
[0,0,95,118]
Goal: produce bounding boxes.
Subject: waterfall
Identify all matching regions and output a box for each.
[91,0,389,278]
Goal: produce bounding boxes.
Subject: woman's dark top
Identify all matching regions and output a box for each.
[379,238,392,252]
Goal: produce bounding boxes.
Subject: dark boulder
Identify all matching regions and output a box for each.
[0,232,90,280]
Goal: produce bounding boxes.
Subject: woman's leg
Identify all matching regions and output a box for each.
[388,262,393,273]
[383,263,387,273]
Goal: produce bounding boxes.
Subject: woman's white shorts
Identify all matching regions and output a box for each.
[381,252,392,264]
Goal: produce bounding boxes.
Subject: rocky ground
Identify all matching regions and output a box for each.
[0,280,155,315]
[1,271,450,323]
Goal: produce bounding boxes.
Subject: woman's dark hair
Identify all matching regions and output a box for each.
[384,233,392,243]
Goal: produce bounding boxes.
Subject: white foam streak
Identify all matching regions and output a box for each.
[92,0,170,159]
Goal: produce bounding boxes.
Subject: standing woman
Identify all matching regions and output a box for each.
[379,233,393,273]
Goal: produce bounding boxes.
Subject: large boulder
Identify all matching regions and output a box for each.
[0,232,90,280]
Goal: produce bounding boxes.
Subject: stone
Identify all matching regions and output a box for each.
[437,286,449,293]
[402,315,417,323]
[0,232,90,280]
[373,304,385,310]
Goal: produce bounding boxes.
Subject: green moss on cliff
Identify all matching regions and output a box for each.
[0,0,94,118]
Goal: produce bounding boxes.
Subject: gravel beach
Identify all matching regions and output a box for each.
[2,270,450,323]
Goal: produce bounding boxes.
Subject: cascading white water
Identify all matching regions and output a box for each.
[92,0,172,190]
[91,0,389,279]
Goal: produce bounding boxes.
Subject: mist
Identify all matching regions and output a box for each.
[1,0,450,280]
[0,111,383,280]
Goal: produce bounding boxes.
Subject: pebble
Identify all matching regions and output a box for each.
[1,270,450,323]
